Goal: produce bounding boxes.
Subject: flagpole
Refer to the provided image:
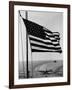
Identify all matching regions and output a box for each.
[25,11,29,78]
[25,11,33,78]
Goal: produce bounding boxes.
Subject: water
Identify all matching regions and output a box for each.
[19,60,63,79]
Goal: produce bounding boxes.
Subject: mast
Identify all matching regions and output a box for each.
[25,11,33,78]
[25,11,29,78]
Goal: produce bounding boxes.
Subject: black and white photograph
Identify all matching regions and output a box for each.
[9,1,70,88]
[18,10,63,79]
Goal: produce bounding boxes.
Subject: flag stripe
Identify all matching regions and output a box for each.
[32,46,62,51]
[30,40,60,48]
[55,37,60,40]
[31,43,61,50]
[45,31,60,38]
[32,49,62,53]
[46,36,59,41]
[43,27,52,34]
[29,35,59,45]
[30,37,59,46]
[30,37,60,46]
[29,35,51,43]
[53,32,60,35]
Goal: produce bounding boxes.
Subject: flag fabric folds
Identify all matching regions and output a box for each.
[23,18,62,53]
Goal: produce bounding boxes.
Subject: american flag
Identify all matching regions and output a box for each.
[23,18,62,53]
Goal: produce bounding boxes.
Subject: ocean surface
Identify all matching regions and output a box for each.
[19,60,63,79]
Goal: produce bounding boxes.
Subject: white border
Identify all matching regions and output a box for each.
[14,5,68,85]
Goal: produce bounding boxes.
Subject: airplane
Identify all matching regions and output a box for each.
[38,69,54,75]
